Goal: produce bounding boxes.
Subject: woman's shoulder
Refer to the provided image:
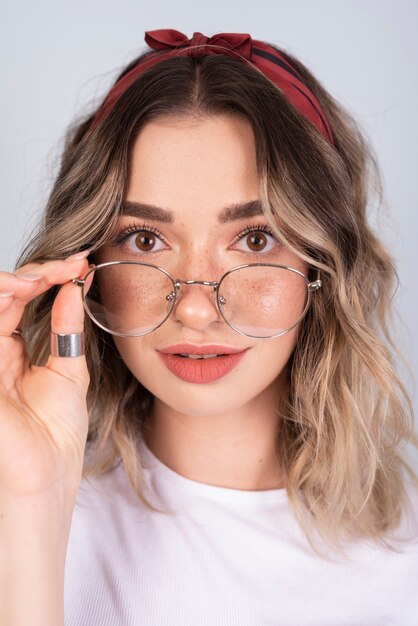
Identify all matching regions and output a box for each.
[73,453,418,555]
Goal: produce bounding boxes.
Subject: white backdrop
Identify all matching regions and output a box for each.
[1,1,417,466]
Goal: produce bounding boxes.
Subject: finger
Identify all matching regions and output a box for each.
[0,277,42,336]
[45,271,90,393]
[0,256,90,337]
[12,248,92,278]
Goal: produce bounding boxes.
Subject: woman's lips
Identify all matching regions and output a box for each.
[157,349,249,384]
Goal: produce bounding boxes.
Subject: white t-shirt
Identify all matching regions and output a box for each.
[64,438,418,625]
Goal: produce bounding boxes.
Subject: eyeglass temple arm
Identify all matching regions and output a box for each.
[308,268,322,291]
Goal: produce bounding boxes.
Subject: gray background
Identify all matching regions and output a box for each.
[1,1,417,466]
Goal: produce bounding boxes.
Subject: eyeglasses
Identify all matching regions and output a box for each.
[72,261,322,339]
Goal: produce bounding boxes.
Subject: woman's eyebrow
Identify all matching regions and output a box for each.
[120,200,264,223]
[218,200,264,223]
[120,201,173,222]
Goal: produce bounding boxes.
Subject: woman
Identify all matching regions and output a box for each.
[1,29,417,625]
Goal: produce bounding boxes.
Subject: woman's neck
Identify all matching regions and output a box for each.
[143,379,286,491]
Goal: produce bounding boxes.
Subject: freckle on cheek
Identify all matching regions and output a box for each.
[98,273,170,334]
[100,279,130,313]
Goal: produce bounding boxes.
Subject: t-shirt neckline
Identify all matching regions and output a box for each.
[137,437,289,506]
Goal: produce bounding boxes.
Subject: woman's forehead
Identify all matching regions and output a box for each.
[126,114,260,221]
[128,115,258,179]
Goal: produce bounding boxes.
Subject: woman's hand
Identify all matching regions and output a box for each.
[0,253,91,503]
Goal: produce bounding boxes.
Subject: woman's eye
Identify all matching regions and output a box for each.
[129,231,163,253]
[118,229,165,253]
[232,227,279,254]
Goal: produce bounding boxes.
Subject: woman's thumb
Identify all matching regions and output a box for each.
[45,273,90,392]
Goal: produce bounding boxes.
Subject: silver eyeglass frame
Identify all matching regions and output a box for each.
[72,261,322,339]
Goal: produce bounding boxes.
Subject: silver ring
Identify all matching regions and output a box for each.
[50,332,85,357]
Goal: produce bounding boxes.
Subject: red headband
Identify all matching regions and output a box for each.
[88,29,334,145]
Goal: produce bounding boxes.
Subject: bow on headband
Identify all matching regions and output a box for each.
[89,29,334,145]
[144,29,253,60]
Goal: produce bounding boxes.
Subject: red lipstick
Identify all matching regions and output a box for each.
[158,343,249,384]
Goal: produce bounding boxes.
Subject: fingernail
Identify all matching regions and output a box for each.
[15,273,42,281]
[0,291,14,297]
[65,249,92,262]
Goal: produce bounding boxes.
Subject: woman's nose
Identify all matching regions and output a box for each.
[170,281,222,331]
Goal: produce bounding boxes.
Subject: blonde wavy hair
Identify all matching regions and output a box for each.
[16,42,418,560]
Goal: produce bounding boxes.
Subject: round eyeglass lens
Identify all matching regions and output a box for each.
[83,262,176,336]
[217,265,309,338]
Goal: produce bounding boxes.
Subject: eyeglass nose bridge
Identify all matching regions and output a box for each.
[175,278,219,288]
[166,278,226,306]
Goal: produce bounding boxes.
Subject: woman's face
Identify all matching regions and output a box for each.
[95,113,308,417]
